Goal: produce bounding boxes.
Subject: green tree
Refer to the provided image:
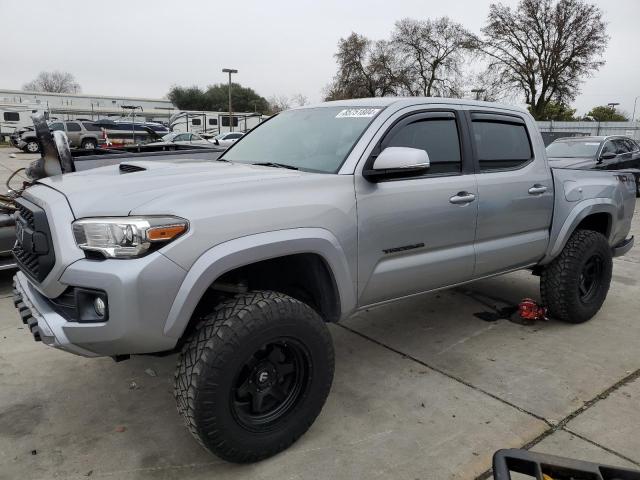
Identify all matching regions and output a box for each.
[586,106,628,122]
[529,101,577,121]
[168,83,269,113]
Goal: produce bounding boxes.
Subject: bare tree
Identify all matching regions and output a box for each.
[324,33,403,100]
[290,93,309,107]
[477,0,608,119]
[23,71,82,93]
[268,95,291,114]
[392,17,472,97]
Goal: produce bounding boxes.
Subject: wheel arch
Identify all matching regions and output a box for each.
[541,200,616,264]
[163,228,357,340]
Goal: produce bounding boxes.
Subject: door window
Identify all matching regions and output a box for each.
[601,141,616,155]
[49,122,64,131]
[472,119,532,171]
[65,122,81,132]
[383,117,461,175]
[613,139,630,154]
[173,134,189,141]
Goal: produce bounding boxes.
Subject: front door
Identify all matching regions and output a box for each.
[356,110,478,306]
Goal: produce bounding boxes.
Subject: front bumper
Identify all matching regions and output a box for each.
[13,272,97,356]
[13,251,188,357]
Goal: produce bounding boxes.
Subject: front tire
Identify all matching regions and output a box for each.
[541,230,612,323]
[174,290,334,463]
[24,140,40,153]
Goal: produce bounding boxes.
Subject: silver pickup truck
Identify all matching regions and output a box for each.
[12,98,636,463]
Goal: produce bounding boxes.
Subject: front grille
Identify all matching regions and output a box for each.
[12,198,55,282]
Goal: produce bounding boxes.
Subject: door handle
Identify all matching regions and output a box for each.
[449,192,476,204]
[528,184,548,195]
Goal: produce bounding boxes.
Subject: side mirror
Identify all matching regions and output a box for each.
[363,147,430,182]
[599,152,616,161]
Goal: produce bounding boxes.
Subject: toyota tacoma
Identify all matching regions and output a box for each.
[12,98,636,463]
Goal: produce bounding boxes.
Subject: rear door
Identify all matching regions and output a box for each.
[470,112,554,277]
[356,109,478,306]
[64,122,82,146]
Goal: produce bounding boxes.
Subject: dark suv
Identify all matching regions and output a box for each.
[546,135,640,196]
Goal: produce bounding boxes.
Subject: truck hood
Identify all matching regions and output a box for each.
[547,156,596,169]
[37,160,304,218]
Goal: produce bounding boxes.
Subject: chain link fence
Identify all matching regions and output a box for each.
[537,121,640,145]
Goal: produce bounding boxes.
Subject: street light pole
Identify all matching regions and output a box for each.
[471,88,486,101]
[632,96,639,122]
[222,68,238,132]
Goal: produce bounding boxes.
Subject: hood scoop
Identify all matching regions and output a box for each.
[119,163,147,174]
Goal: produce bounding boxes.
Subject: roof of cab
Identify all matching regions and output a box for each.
[303,97,530,115]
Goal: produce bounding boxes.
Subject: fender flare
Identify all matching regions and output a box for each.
[542,199,616,264]
[162,228,356,338]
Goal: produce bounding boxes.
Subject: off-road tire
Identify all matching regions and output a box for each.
[24,140,40,153]
[174,290,334,463]
[541,229,612,323]
[81,138,97,149]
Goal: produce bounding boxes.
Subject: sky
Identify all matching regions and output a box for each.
[1,0,639,117]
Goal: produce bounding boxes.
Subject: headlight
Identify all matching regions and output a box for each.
[72,216,188,259]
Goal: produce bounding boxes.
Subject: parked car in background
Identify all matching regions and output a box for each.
[211,131,244,147]
[16,120,103,152]
[147,132,214,147]
[546,135,640,196]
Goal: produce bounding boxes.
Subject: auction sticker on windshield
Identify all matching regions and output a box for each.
[335,108,381,118]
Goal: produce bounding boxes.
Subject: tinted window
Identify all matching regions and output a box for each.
[473,121,532,170]
[226,133,243,139]
[221,116,239,127]
[601,141,616,155]
[66,122,81,132]
[385,118,461,174]
[82,122,101,132]
[50,122,64,131]
[4,112,20,121]
[192,118,201,126]
[209,118,217,125]
[626,139,640,152]
[613,139,630,154]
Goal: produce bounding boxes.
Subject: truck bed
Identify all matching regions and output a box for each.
[542,167,636,263]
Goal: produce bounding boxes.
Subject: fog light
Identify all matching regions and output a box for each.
[94,297,106,317]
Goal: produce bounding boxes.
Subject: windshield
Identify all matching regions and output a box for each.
[162,133,178,142]
[220,106,383,173]
[546,140,600,158]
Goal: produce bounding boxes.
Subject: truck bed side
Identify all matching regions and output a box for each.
[540,167,636,264]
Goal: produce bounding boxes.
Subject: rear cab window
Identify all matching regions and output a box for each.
[471,113,532,171]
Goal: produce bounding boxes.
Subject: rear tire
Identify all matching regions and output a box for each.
[81,138,97,150]
[541,230,612,323]
[174,290,334,463]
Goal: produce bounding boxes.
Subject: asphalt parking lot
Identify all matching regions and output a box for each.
[0,146,638,480]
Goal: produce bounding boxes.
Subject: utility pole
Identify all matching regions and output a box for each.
[222,68,238,132]
[632,96,639,122]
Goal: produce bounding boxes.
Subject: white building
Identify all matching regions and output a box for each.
[0,89,266,137]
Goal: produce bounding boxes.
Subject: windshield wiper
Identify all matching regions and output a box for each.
[252,162,299,170]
